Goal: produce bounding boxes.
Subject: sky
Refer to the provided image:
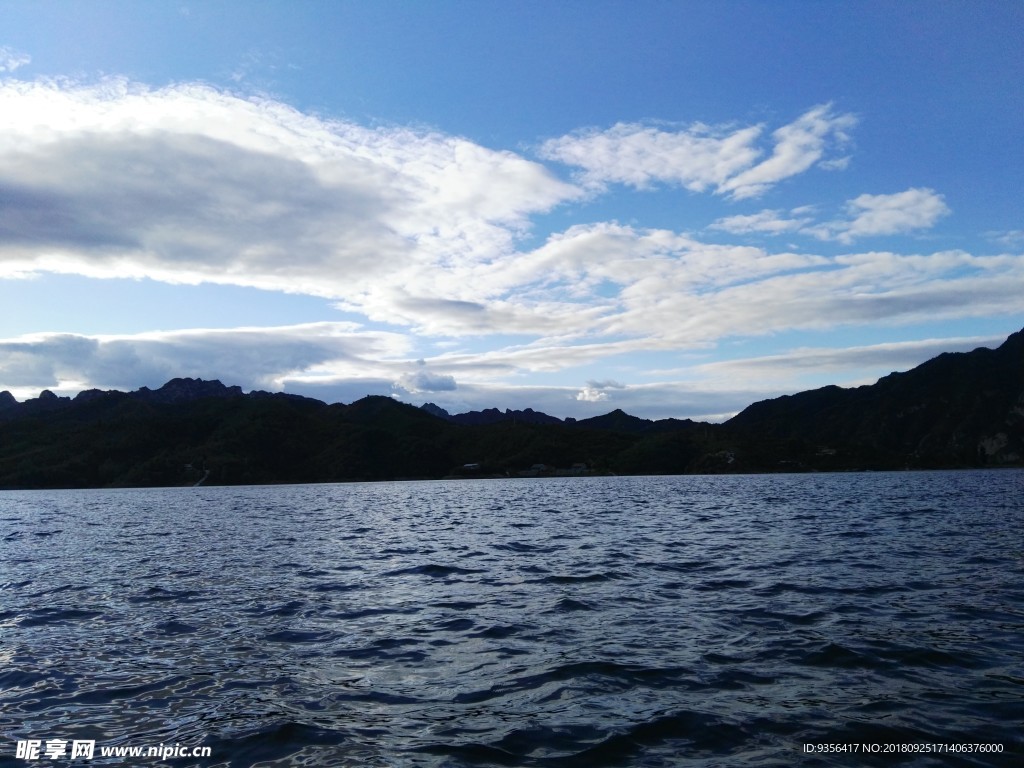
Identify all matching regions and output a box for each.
[0,0,1021,420]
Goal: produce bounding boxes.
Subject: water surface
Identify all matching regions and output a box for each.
[2,472,1022,766]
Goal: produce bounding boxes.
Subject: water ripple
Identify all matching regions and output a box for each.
[1,472,1022,766]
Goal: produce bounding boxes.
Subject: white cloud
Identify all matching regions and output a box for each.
[541,104,856,199]
[0,80,977,354]
[810,188,951,243]
[395,367,458,393]
[714,188,951,242]
[0,47,30,73]
[575,378,626,403]
[985,229,1024,249]
[0,78,1020,415]
[539,121,761,192]
[709,209,812,235]
[617,250,1023,347]
[818,155,851,171]
[575,386,609,402]
[0,77,581,334]
[717,105,857,199]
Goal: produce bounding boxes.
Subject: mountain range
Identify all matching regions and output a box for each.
[1,328,1021,488]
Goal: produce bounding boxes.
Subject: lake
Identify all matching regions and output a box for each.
[1,471,1022,766]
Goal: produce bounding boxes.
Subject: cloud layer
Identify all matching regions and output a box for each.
[0,323,410,395]
[539,104,856,199]
[0,78,580,334]
[711,188,950,242]
[1,77,1021,417]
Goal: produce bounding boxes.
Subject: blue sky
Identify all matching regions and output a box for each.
[1,0,1021,419]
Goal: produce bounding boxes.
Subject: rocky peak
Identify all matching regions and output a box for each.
[133,378,244,404]
[421,402,453,420]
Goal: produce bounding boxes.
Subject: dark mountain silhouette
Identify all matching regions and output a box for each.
[572,409,699,434]
[0,329,1020,488]
[134,377,245,404]
[421,404,562,426]
[725,328,1024,468]
[420,402,452,420]
[0,377,247,420]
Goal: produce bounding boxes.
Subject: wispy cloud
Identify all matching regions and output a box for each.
[985,229,1024,249]
[692,335,1005,384]
[0,46,30,73]
[540,104,856,199]
[711,188,950,242]
[709,209,813,235]
[717,105,857,199]
[809,188,951,243]
[817,155,851,171]
[539,121,761,193]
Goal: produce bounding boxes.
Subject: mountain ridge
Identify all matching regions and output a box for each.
[0,329,1021,488]
[725,328,1024,466]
